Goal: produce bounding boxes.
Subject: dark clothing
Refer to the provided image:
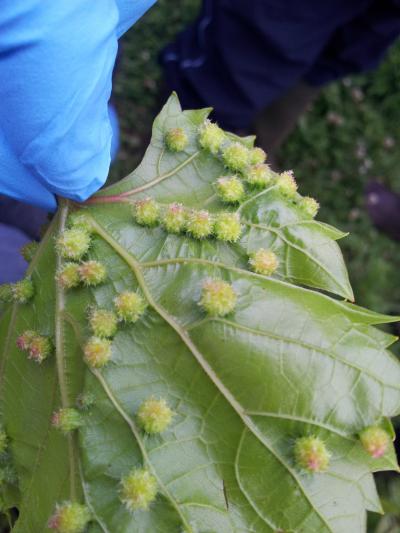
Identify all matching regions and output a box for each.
[162,0,400,129]
[0,197,47,283]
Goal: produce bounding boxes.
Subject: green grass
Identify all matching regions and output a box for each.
[112,7,400,528]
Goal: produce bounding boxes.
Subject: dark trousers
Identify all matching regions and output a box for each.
[0,197,47,283]
[162,0,400,129]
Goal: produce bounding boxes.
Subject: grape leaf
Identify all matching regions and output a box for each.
[0,94,399,533]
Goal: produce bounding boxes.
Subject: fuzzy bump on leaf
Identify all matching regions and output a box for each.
[12,278,34,303]
[83,336,112,368]
[88,308,118,338]
[216,176,245,204]
[56,228,91,260]
[120,468,158,511]
[162,202,187,234]
[360,426,391,458]
[198,119,225,154]
[199,279,237,316]
[222,142,251,173]
[51,408,83,434]
[113,291,146,323]
[294,435,331,473]
[249,248,279,276]
[48,502,91,533]
[132,197,160,227]
[137,397,174,434]
[165,127,188,152]
[186,209,213,239]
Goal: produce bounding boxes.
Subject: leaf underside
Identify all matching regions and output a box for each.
[1,94,399,533]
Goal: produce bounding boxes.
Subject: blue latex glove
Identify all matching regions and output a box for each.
[0,0,156,211]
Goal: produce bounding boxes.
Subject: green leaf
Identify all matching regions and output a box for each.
[1,94,399,532]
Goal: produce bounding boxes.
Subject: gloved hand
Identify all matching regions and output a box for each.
[0,0,156,211]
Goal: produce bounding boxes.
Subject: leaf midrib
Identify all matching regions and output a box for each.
[55,203,79,500]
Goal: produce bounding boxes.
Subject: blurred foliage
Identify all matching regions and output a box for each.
[369,475,400,532]
[283,50,400,325]
[110,2,400,530]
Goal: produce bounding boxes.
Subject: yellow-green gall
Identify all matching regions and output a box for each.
[77,260,107,286]
[294,436,330,473]
[27,335,53,363]
[133,197,160,227]
[51,408,83,434]
[249,249,279,276]
[56,263,80,290]
[0,284,13,303]
[198,119,225,154]
[68,212,94,233]
[56,228,91,261]
[214,212,242,242]
[12,278,34,303]
[249,147,267,165]
[222,142,250,173]
[199,279,237,317]
[16,330,52,363]
[277,170,298,197]
[114,291,147,323]
[137,398,174,434]
[48,502,91,533]
[0,430,7,455]
[20,241,39,262]
[360,426,390,458]
[165,127,188,152]
[120,467,158,511]
[88,308,118,338]
[246,164,274,188]
[16,330,37,351]
[216,176,245,203]
[83,337,112,368]
[186,210,213,239]
[162,203,187,234]
[76,392,96,411]
[300,196,319,218]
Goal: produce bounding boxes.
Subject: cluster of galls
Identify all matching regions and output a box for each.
[51,408,83,434]
[83,291,146,369]
[48,397,168,525]
[118,398,174,512]
[293,426,392,474]
[56,216,107,290]
[132,197,243,243]
[197,278,394,474]
[133,199,281,277]
[9,210,173,525]
[163,120,319,218]
[48,397,174,525]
